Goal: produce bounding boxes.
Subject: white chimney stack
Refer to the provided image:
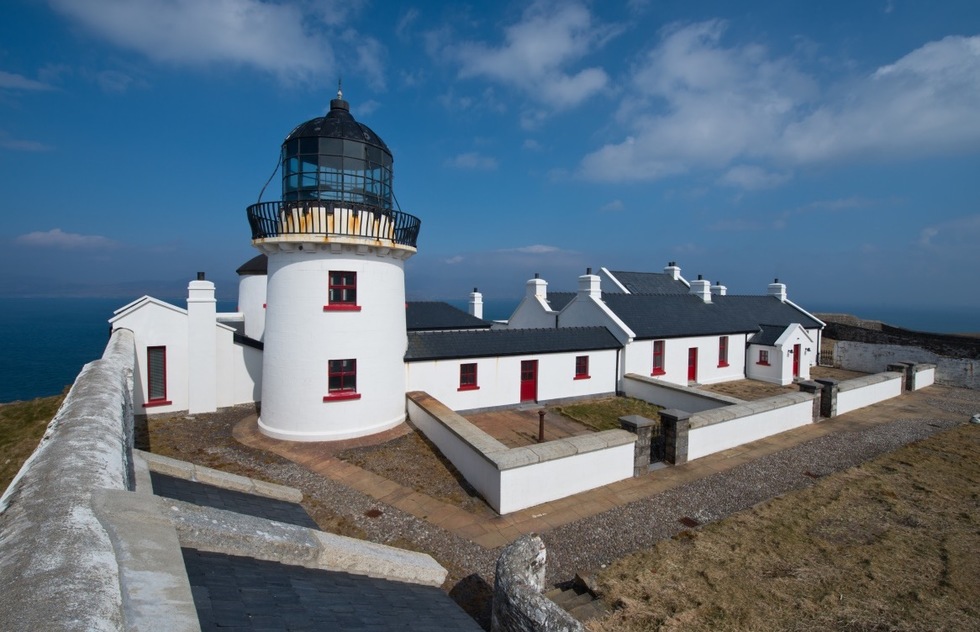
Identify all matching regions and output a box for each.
[187,273,217,414]
[468,287,483,319]
[526,273,547,300]
[710,281,727,296]
[578,267,601,300]
[768,278,787,302]
[690,274,711,303]
[664,261,681,281]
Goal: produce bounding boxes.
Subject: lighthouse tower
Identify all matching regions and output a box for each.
[246,89,421,441]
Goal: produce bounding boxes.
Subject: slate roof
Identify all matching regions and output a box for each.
[406,302,492,331]
[182,548,482,631]
[608,270,689,294]
[751,324,790,346]
[236,254,268,276]
[406,327,621,361]
[545,292,575,311]
[600,293,822,340]
[150,472,318,529]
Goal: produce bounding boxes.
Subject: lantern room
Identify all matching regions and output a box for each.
[281,89,393,210]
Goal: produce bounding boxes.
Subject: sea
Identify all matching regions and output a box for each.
[0,297,975,404]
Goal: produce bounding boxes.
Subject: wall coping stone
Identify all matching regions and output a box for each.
[836,371,903,393]
[690,392,816,430]
[624,373,745,406]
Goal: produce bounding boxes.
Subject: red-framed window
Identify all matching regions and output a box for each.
[145,346,171,407]
[324,359,361,401]
[324,271,360,311]
[718,336,729,367]
[574,355,590,379]
[652,340,666,375]
[757,349,770,366]
[458,363,479,391]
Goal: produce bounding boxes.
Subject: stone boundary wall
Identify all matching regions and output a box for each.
[407,392,635,514]
[621,373,743,413]
[835,340,977,389]
[491,534,584,632]
[823,320,980,359]
[0,328,136,632]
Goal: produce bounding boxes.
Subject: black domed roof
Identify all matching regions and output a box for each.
[284,96,390,154]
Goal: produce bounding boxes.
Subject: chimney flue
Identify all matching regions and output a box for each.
[197,272,205,280]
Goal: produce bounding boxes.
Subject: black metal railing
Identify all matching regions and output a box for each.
[246,200,421,248]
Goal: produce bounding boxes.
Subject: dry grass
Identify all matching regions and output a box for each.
[0,393,65,494]
[590,424,980,631]
[552,397,662,432]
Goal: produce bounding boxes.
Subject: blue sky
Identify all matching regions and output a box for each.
[1,1,979,316]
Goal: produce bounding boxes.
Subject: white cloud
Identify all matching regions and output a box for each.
[450,1,616,111]
[522,139,542,151]
[444,255,464,264]
[599,199,624,212]
[0,70,56,91]
[916,215,980,249]
[505,245,562,254]
[0,131,52,152]
[16,228,118,249]
[580,24,980,183]
[719,165,790,190]
[445,152,498,171]
[47,0,338,82]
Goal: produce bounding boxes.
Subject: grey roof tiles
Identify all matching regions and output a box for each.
[406,302,491,331]
[406,326,621,361]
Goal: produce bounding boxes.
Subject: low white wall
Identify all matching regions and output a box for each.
[622,373,741,412]
[407,392,635,514]
[913,365,935,390]
[687,392,816,461]
[835,372,904,416]
[835,341,977,390]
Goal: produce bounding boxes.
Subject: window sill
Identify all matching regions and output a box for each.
[651,369,666,376]
[574,375,590,380]
[756,362,770,366]
[718,362,730,368]
[143,400,172,408]
[323,304,362,312]
[323,392,361,402]
[457,385,480,392]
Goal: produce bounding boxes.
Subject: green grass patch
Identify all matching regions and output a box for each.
[0,393,65,494]
[551,396,661,432]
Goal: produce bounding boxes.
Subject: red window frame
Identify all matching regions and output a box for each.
[144,346,171,407]
[458,362,479,391]
[574,355,590,379]
[652,340,666,375]
[324,359,361,401]
[757,349,770,366]
[718,335,730,367]
[324,271,361,311]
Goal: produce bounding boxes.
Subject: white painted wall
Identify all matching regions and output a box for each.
[557,288,633,346]
[687,395,815,460]
[110,298,189,414]
[238,274,267,340]
[836,373,904,416]
[497,442,633,514]
[258,244,412,441]
[835,341,977,390]
[913,365,935,390]
[745,345,782,384]
[621,374,738,413]
[187,280,217,414]
[623,334,747,386]
[405,349,618,411]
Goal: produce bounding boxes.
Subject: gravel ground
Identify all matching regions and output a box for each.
[145,385,980,630]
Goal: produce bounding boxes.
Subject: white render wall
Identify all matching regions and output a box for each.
[259,246,410,441]
[834,341,978,390]
[745,345,782,384]
[623,334,748,386]
[405,349,618,411]
[687,394,816,460]
[238,274,267,340]
[621,374,740,413]
[835,372,904,416]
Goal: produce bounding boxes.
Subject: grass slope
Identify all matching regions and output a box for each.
[0,394,65,494]
[591,424,980,631]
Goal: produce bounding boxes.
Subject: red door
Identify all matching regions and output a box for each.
[520,360,538,402]
[792,344,801,378]
[687,348,698,382]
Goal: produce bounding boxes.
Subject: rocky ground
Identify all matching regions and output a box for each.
[143,384,980,630]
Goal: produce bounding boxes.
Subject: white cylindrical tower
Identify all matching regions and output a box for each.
[236,254,268,341]
[246,89,421,441]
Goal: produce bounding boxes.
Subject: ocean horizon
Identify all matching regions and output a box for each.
[0,296,974,404]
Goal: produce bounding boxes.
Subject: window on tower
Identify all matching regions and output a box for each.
[324,359,360,401]
[324,271,361,311]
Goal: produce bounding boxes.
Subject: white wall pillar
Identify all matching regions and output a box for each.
[187,274,217,414]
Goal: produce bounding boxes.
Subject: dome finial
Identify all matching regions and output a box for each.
[337,77,343,100]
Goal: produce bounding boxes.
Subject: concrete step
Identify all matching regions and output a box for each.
[569,600,607,623]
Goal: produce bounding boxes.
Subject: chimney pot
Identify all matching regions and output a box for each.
[586,267,592,275]
[534,273,540,279]
[197,271,205,280]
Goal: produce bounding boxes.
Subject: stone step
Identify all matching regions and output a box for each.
[569,599,607,623]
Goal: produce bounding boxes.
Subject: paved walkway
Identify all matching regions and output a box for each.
[234,386,961,549]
